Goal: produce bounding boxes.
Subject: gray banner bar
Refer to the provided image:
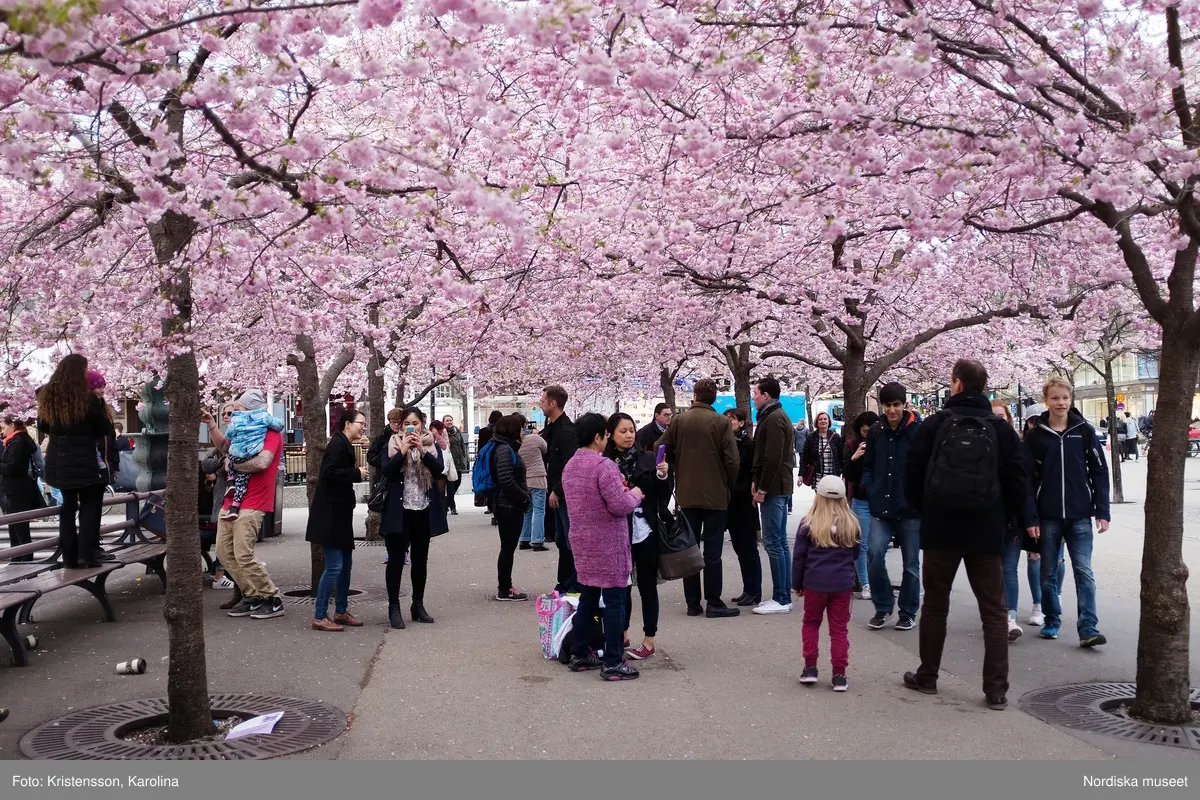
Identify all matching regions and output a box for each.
[3,760,1197,800]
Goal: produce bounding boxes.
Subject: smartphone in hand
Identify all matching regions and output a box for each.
[656,445,667,465]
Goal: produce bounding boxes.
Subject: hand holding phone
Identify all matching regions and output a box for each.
[656,445,666,465]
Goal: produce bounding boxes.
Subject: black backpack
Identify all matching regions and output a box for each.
[924,412,1000,511]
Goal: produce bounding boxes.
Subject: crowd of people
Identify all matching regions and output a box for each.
[3,354,1116,706]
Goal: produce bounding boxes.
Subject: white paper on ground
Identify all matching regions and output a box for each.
[225,711,285,740]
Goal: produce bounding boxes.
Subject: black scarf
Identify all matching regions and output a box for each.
[734,426,750,444]
[610,445,638,486]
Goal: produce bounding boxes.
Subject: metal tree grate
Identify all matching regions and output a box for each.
[1020,682,1200,750]
[352,539,386,547]
[20,694,346,760]
[277,586,391,605]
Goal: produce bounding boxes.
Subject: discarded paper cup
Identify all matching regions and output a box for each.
[116,658,146,675]
[23,634,37,650]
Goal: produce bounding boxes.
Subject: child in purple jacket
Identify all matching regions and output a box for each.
[793,475,862,692]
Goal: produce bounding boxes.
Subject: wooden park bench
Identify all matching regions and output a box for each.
[0,491,167,666]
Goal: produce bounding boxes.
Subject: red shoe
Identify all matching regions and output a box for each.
[626,644,655,660]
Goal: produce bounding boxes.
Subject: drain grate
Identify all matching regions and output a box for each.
[20,694,346,760]
[277,586,391,605]
[352,539,386,547]
[1021,682,1200,750]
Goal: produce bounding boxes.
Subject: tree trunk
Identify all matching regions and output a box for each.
[152,211,211,743]
[1103,363,1125,504]
[843,340,868,423]
[659,367,677,411]
[292,350,327,595]
[728,345,753,413]
[365,326,385,542]
[1130,332,1196,724]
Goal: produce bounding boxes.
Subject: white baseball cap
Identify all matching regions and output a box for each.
[816,475,847,499]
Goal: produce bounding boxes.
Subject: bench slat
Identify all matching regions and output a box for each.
[0,590,39,611]
[11,563,120,593]
[0,563,55,587]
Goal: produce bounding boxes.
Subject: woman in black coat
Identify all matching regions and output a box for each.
[605,413,671,660]
[0,417,45,562]
[379,407,446,629]
[490,414,531,602]
[797,411,844,485]
[36,354,115,568]
[723,408,762,607]
[306,408,368,632]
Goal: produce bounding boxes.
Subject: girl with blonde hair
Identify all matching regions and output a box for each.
[792,476,861,692]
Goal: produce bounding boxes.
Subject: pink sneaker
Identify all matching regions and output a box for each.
[626,644,655,660]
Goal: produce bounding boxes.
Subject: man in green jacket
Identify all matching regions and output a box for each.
[657,378,740,618]
[750,376,796,614]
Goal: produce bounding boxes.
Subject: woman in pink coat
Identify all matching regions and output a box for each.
[561,413,644,681]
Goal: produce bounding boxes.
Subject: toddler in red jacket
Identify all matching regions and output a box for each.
[793,475,862,691]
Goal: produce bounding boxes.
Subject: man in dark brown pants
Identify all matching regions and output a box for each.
[900,360,1029,710]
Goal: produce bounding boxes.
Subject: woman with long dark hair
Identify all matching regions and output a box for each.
[379,407,446,628]
[842,411,879,598]
[723,408,762,607]
[603,412,668,660]
[490,413,530,601]
[37,354,115,568]
[0,416,45,562]
[306,407,369,631]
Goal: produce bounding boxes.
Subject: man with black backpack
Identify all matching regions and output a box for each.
[901,359,1029,711]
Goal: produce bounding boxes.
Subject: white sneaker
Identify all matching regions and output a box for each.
[752,600,793,615]
[1028,604,1045,627]
[1007,616,1023,642]
[212,576,235,590]
[859,584,872,601]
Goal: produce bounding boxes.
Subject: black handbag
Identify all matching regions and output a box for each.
[657,503,704,581]
[367,476,389,513]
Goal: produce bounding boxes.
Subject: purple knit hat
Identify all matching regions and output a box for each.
[86,370,107,391]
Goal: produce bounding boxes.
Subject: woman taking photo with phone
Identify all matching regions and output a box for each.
[37,354,115,568]
[306,408,369,632]
[603,412,668,661]
[379,408,446,629]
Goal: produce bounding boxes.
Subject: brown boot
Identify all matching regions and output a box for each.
[311,617,344,632]
[333,612,363,627]
[219,586,243,610]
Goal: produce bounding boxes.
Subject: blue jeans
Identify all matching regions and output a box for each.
[1039,519,1099,637]
[520,488,547,544]
[571,586,627,668]
[760,495,791,605]
[851,499,871,588]
[1003,537,1064,614]
[314,546,353,620]
[867,517,921,618]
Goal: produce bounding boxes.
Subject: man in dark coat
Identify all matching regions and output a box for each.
[901,360,1028,711]
[750,376,796,615]
[657,378,740,618]
[540,386,578,593]
[861,381,923,632]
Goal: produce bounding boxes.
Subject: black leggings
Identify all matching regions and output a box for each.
[495,508,524,594]
[385,510,431,607]
[624,534,660,638]
[60,484,105,567]
[8,520,32,562]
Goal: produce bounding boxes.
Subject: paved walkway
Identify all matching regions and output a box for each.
[2,455,1194,760]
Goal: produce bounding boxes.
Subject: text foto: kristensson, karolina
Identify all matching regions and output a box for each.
[1085,776,1189,788]
[13,776,180,788]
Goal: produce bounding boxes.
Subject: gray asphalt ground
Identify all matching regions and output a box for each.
[0,456,1195,760]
